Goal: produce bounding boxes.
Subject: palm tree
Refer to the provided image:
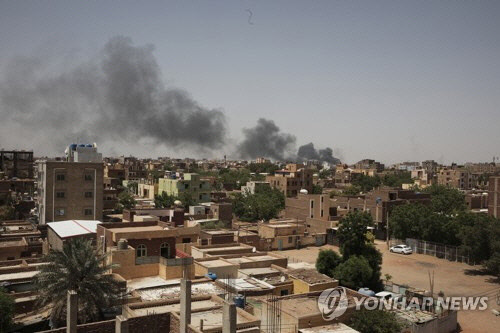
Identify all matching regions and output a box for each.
[33,238,123,327]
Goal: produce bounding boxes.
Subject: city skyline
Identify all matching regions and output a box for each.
[1,1,500,164]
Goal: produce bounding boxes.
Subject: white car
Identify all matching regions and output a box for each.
[390,244,413,254]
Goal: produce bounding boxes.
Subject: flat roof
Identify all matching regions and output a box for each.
[108,225,164,233]
[131,299,219,316]
[136,282,223,301]
[47,220,101,238]
[299,324,360,333]
[0,270,39,282]
[190,308,252,329]
[200,259,236,268]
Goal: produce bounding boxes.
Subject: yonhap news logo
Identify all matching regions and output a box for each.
[317,287,491,321]
[318,287,349,320]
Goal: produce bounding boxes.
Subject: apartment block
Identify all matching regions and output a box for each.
[437,168,477,190]
[36,160,104,224]
[158,173,211,203]
[266,164,314,197]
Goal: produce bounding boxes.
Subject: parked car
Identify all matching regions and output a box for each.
[389,244,413,254]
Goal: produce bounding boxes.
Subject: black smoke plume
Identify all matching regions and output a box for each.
[297,142,341,164]
[0,36,226,152]
[237,118,296,161]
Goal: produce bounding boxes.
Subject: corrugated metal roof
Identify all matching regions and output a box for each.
[47,220,101,238]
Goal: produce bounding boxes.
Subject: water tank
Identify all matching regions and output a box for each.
[299,189,308,194]
[78,144,86,147]
[357,287,375,297]
[117,239,128,250]
[86,144,93,147]
[70,144,77,150]
[233,295,245,308]
[205,272,217,280]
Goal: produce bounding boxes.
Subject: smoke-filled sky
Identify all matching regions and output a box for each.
[1,1,500,164]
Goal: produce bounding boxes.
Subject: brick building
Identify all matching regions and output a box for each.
[266,164,314,197]
[36,160,104,224]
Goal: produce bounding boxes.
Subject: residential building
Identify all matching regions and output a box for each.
[36,144,104,224]
[0,150,34,179]
[158,173,211,203]
[437,168,477,190]
[241,181,270,195]
[489,176,500,218]
[47,220,101,251]
[266,164,314,197]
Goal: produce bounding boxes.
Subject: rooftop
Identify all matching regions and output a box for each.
[299,324,360,333]
[287,268,337,285]
[47,220,101,238]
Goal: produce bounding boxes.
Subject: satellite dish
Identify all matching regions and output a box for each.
[252,247,256,253]
[280,276,286,282]
[174,200,182,207]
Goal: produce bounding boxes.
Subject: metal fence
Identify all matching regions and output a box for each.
[389,238,473,265]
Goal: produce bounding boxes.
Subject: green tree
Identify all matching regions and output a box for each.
[390,203,431,241]
[154,192,177,208]
[178,191,195,208]
[486,219,500,277]
[312,184,323,194]
[382,171,413,188]
[248,162,279,174]
[337,211,383,290]
[334,255,373,289]
[0,287,14,332]
[351,174,381,192]
[456,212,494,262]
[349,309,404,333]
[342,185,361,196]
[316,249,342,277]
[117,191,136,211]
[423,184,466,214]
[33,238,123,327]
[337,211,373,259]
[232,186,285,222]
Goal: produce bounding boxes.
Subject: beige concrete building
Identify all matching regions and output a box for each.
[36,160,104,224]
[489,176,500,218]
[266,164,314,197]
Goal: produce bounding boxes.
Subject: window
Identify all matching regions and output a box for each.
[199,194,202,200]
[182,238,191,243]
[160,243,170,258]
[288,236,293,243]
[84,208,93,216]
[84,174,93,181]
[56,174,65,181]
[84,191,93,198]
[55,208,65,216]
[56,191,65,198]
[136,244,147,257]
[310,200,314,209]
[199,184,202,189]
[280,289,289,296]
[321,209,324,217]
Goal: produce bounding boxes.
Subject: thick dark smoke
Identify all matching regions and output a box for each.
[297,142,341,164]
[238,118,296,161]
[0,36,226,152]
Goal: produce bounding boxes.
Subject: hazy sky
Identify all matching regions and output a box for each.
[1,1,499,164]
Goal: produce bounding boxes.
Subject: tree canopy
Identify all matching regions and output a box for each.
[316,249,342,276]
[349,309,404,333]
[33,238,123,327]
[317,211,383,290]
[0,287,14,332]
[232,186,285,222]
[334,255,373,289]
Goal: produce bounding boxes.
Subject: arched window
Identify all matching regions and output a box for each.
[160,242,170,258]
[136,244,147,258]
